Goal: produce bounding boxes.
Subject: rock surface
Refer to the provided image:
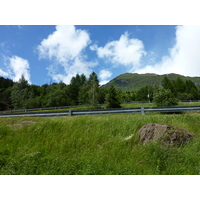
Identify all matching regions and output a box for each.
[139,123,193,147]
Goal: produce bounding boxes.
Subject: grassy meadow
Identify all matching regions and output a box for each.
[0,112,200,175]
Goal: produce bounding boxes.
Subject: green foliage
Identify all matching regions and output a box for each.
[0,77,13,110]
[119,91,136,102]
[88,72,99,106]
[174,77,186,93]
[68,74,86,105]
[68,72,100,106]
[136,84,158,101]
[78,83,90,105]
[1,72,200,111]
[0,101,7,111]
[105,85,121,108]
[161,76,200,100]
[185,80,199,99]
[0,77,14,89]
[44,82,69,107]
[98,87,108,104]
[11,75,30,109]
[104,72,200,94]
[162,75,176,94]
[135,86,148,101]
[153,87,178,106]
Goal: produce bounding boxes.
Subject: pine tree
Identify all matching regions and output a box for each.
[174,77,186,93]
[162,75,175,94]
[105,85,121,108]
[68,74,86,105]
[78,83,89,105]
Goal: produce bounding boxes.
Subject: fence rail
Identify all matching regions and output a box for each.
[1,100,200,114]
[1,105,200,118]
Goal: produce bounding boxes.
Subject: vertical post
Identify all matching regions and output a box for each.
[141,106,145,115]
[69,109,72,116]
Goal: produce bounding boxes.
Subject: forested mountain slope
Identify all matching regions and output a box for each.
[103,73,200,91]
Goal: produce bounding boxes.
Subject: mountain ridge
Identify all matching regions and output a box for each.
[103,73,200,91]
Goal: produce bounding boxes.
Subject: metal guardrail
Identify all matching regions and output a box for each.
[1,100,200,114]
[1,106,200,118]
[0,104,92,114]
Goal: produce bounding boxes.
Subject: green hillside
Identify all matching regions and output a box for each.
[103,73,200,91]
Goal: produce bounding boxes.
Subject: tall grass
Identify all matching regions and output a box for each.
[0,113,200,174]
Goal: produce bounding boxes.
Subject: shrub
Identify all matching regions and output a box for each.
[153,87,178,106]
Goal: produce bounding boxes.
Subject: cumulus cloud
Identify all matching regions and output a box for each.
[37,25,97,84]
[90,32,146,70]
[135,25,200,77]
[0,55,31,83]
[0,68,8,77]
[47,58,98,84]
[99,69,113,85]
[8,56,31,83]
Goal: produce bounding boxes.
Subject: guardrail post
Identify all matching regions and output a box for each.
[69,110,72,116]
[141,107,145,115]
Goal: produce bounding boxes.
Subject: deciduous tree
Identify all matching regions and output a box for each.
[153,87,178,106]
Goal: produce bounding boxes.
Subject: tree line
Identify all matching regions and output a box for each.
[0,72,122,111]
[0,73,200,111]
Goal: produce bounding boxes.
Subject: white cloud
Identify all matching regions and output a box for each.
[135,25,200,77]
[0,55,31,83]
[99,80,110,86]
[8,56,31,83]
[99,69,112,85]
[99,69,112,80]
[37,25,96,84]
[38,25,90,63]
[91,32,146,70]
[47,58,98,84]
[0,68,8,77]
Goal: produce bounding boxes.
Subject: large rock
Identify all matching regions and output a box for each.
[139,123,193,147]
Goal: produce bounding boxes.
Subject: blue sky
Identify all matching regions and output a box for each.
[1,25,200,86]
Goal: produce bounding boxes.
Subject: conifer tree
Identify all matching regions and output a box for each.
[68,74,86,105]
[174,77,186,93]
[105,85,121,108]
[162,75,176,95]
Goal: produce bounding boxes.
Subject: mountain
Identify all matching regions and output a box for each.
[103,73,200,91]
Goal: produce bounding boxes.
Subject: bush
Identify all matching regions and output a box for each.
[153,87,178,106]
